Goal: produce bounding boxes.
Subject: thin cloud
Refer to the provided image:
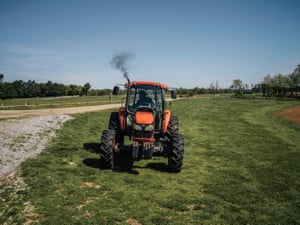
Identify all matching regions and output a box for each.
[0,42,72,68]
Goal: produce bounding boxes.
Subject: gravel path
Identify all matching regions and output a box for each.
[0,115,72,177]
[0,104,121,178]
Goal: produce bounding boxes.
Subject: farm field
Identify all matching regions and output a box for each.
[0,97,299,224]
[0,95,123,109]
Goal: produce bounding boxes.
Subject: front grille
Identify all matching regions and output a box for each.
[134,130,153,139]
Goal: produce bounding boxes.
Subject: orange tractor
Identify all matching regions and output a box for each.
[100,75,184,172]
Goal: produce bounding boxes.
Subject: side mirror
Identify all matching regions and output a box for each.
[112,86,120,95]
[171,90,177,99]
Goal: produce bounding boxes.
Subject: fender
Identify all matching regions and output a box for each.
[162,109,171,133]
[118,107,126,131]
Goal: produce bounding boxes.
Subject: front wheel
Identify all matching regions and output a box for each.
[108,112,124,144]
[166,115,179,139]
[168,133,184,172]
[100,129,116,169]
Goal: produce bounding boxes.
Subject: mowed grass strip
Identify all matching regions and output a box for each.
[0,95,123,109]
[1,98,299,224]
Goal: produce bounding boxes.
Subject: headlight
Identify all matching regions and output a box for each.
[133,123,154,131]
[144,124,154,131]
[133,123,143,130]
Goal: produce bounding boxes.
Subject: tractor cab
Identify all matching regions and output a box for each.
[127,84,163,114]
[125,82,167,136]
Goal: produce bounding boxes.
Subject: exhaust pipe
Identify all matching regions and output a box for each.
[123,72,130,83]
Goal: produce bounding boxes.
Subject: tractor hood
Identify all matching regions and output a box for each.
[135,111,154,124]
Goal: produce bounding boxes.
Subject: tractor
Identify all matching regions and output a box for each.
[100,73,184,172]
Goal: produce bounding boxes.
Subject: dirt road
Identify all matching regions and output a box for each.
[0,104,120,119]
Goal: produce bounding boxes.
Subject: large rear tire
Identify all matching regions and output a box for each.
[100,129,116,169]
[168,133,184,172]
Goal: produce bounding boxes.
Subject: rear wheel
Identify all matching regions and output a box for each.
[100,129,116,169]
[168,133,184,172]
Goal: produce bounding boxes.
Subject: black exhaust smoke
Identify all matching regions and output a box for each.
[111,52,134,82]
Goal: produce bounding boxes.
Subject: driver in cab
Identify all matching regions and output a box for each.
[137,90,153,108]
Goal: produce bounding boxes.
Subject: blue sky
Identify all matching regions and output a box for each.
[1,0,300,89]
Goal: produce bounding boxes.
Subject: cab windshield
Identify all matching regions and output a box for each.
[127,85,164,113]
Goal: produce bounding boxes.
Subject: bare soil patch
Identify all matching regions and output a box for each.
[278,106,300,125]
[126,218,143,225]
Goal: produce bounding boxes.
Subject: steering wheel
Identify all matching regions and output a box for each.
[136,106,153,112]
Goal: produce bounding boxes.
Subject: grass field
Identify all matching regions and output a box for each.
[1,97,299,224]
[0,93,178,109]
[0,95,123,109]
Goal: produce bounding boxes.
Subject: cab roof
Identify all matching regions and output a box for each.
[126,81,168,90]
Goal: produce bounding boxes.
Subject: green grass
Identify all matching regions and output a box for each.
[0,98,299,224]
[0,95,124,109]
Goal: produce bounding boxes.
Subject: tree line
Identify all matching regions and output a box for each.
[259,64,300,97]
[1,64,299,99]
[177,64,300,98]
[0,75,112,99]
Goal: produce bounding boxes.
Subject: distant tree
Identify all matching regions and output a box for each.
[290,64,300,96]
[12,80,26,97]
[252,84,261,94]
[260,74,274,96]
[231,79,244,95]
[199,87,208,94]
[293,64,300,74]
[83,82,91,96]
[279,73,289,96]
[0,74,4,99]
[24,80,41,97]
[209,82,215,94]
[1,82,17,99]
[178,87,188,97]
[67,84,77,96]
[259,65,300,98]
[57,83,67,96]
[45,81,54,96]
[193,87,199,95]
[67,84,82,96]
